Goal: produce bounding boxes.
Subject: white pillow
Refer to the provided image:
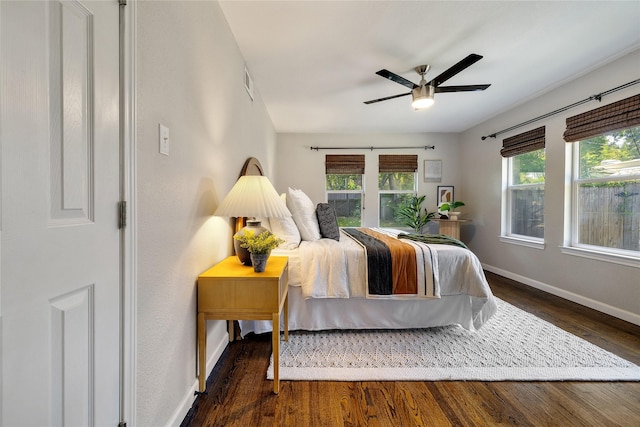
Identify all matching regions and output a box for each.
[269,216,301,249]
[287,187,321,241]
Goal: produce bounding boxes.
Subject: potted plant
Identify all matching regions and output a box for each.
[396,195,436,233]
[439,201,465,220]
[234,230,285,272]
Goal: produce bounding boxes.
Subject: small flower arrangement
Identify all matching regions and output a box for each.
[234,229,284,254]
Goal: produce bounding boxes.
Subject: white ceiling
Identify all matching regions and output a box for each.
[219,1,640,134]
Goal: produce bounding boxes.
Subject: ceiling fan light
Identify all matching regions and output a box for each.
[411,85,435,110]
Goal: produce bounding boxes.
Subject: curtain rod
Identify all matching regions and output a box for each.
[310,145,435,151]
[481,79,640,141]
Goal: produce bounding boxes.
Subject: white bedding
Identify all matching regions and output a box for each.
[240,228,497,335]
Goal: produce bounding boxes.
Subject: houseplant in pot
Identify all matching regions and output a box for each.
[234,229,284,272]
[396,195,436,233]
[439,201,465,220]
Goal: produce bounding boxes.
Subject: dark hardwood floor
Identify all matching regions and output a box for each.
[181,272,640,427]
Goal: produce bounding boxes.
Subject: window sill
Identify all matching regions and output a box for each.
[560,246,640,269]
[499,235,545,250]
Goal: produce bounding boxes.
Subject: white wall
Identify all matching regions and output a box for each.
[460,49,640,324]
[135,1,276,425]
[276,133,461,230]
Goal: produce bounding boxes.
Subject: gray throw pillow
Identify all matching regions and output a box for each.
[316,203,340,241]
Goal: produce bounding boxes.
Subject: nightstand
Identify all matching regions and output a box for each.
[197,255,289,394]
[431,218,471,240]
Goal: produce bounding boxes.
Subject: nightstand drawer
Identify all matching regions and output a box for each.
[198,277,283,313]
[197,256,288,314]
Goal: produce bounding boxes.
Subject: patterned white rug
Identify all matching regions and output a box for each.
[267,299,640,381]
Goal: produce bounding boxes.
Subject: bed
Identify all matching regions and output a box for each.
[236,158,497,337]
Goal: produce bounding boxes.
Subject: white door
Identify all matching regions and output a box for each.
[1,1,121,425]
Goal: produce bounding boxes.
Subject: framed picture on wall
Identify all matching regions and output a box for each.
[423,160,442,182]
[437,186,454,204]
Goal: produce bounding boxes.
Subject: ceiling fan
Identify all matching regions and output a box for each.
[364,53,491,109]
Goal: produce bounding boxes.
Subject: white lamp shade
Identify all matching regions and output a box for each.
[213,175,291,218]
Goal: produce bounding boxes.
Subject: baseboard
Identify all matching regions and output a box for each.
[483,264,640,326]
[165,332,229,427]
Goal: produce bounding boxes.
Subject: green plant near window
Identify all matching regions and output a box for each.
[395,195,435,233]
[439,201,466,212]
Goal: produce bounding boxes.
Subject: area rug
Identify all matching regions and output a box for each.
[267,298,640,381]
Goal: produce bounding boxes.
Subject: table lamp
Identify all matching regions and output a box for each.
[213,175,291,265]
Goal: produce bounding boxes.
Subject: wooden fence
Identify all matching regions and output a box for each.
[579,182,640,251]
[512,188,545,238]
[512,182,639,251]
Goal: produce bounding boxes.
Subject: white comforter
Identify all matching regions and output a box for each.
[272,228,491,302]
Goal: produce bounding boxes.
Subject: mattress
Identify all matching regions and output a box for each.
[239,228,497,336]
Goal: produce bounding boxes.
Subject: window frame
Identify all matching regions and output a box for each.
[324,155,365,227]
[501,149,546,249]
[377,155,419,229]
[325,173,364,227]
[561,137,640,267]
[377,171,417,229]
[560,93,640,267]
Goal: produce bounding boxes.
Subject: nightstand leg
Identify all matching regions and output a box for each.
[272,312,280,394]
[283,293,289,341]
[228,320,235,342]
[197,312,206,392]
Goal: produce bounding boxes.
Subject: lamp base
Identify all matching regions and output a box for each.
[233,220,267,266]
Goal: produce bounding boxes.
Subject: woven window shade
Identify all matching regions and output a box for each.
[325,155,365,174]
[564,93,640,142]
[500,126,546,158]
[378,155,418,172]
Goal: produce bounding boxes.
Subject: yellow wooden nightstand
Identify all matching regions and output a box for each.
[197,255,289,394]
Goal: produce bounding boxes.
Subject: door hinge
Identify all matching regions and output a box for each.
[118,200,127,229]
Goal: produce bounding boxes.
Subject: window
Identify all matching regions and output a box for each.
[572,127,640,253]
[501,127,546,243]
[564,94,640,260]
[378,155,417,228]
[507,150,545,239]
[325,155,364,227]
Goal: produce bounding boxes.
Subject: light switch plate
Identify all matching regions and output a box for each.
[159,124,170,155]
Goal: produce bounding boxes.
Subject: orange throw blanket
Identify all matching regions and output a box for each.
[342,228,420,295]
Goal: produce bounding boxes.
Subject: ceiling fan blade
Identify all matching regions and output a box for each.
[364,91,411,104]
[376,69,418,89]
[429,53,483,87]
[435,84,491,93]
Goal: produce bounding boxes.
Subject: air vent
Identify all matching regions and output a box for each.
[244,66,254,100]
